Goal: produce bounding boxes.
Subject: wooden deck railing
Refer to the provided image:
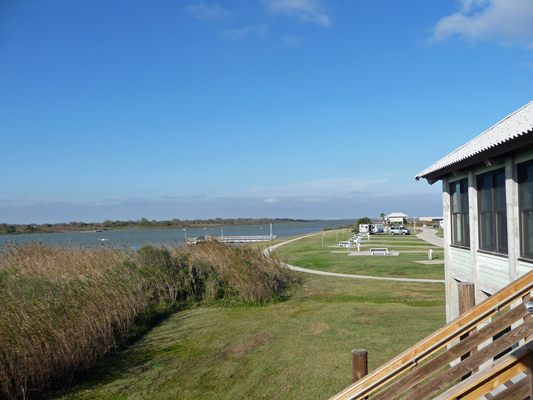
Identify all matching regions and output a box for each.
[329,270,533,400]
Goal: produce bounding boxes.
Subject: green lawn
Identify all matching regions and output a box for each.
[51,230,446,400]
[53,274,445,400]
[272,231,445,280]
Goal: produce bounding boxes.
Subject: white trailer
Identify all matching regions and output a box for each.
[359,224,371,234]
[359,223,384,235]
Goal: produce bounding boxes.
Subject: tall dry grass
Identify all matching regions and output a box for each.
[0,240,296,399]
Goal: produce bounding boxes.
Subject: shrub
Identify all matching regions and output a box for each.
[0,240,296,399]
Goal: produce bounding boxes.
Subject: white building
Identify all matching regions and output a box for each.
[385,212,408,224]
[416,100,533,322]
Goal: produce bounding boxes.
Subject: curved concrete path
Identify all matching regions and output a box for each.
[263,231,445,283]
[415,227,444,247]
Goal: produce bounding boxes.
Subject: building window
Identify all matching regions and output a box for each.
[477,169,507,254]
[518,160,533,258]
[450,178,469,247]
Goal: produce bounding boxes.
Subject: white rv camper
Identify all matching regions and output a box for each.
[359,223,383,234]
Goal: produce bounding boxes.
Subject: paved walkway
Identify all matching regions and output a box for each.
[415,227,444,247]
[263,231,445,283]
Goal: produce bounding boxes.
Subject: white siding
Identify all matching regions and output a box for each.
[518,259,533,277]
[450,247,472,277]
[478,253,510,288]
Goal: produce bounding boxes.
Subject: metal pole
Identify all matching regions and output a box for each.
[221,226,223,240]
[270,223,272,240]
[322,234,324,247]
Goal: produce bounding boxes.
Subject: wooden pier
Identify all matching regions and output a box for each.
[215,235,276,243]
[185,237,206,244]
[185,235,276,244]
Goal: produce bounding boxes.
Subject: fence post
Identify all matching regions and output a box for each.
[458,282,475,315]
[530,350,533,399]
[458,282,476,379]
[352,349,368,383]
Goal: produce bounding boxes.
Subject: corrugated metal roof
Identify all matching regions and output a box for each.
[415,100,533,182]
[386,212,408,218]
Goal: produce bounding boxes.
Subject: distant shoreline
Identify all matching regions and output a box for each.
[0,218,314,236]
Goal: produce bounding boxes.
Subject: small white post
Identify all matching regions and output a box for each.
[428,248,433,260]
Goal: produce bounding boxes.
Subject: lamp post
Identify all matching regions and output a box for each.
[203,227,207,239]
[221,226,223,240]
[322,234,324,247]
[182,228,186,243]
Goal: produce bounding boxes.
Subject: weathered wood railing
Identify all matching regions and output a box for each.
[329,270,533,400]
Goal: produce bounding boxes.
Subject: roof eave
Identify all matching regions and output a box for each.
[416,132,533,184]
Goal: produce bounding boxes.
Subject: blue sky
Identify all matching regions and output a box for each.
[1,0,533,224]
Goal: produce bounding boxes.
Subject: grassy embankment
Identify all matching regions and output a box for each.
[44,229,445,399]
[0,241,295,400]
[273,230,445,280]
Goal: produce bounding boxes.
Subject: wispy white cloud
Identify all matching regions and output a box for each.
[245,178,388,198]
[431,0,533,48]
[517,61,533,68]
[185,3,233,20]
[0,191,443,225]
[264,0,331,27]
[221,25,267,40]
[281,34,304,46]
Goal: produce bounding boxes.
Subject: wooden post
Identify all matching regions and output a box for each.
[352,349,368,383]
[530,352,533,399]
[458,282,475,315]
[411,363,419,391]
[458,282,476,380]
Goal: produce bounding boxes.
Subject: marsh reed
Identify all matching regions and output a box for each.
[0,240,295,399]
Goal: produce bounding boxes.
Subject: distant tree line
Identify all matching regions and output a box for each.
[0,218,309,236]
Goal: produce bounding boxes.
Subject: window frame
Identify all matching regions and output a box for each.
[518,160,533,259]
[450,178,470,247]
[476,168,507,255]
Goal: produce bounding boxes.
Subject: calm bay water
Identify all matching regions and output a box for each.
[0,219,357,248]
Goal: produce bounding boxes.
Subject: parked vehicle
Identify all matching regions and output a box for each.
[359,223,384,235]
[359,224,371,234]
[390,226,411,235]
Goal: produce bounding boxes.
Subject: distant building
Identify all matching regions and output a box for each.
[416,100,533,323]
[385,212,408,224]
[419,217,444,222]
